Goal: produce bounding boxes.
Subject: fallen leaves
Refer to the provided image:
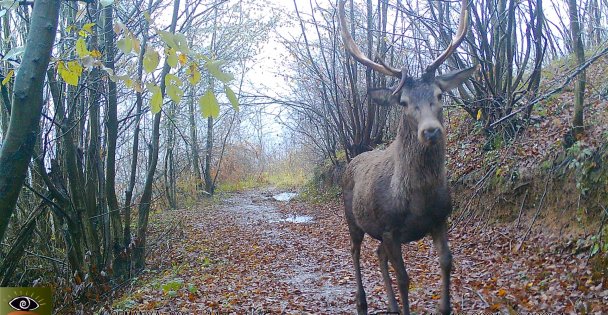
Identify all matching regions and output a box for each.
[114,190,608,314]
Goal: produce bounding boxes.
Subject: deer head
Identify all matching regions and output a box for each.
[339,0,477,145]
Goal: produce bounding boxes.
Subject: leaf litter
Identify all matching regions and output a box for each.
[115,189,607,313]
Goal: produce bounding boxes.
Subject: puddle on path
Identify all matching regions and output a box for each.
[222,191,312,225]
[272,192,298,202]
[273,215,314,224]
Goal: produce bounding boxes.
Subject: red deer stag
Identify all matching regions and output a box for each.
[339,0,477,314]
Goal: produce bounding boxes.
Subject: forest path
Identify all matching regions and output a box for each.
[118,189,607,314]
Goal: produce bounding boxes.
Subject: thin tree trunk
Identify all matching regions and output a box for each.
[0,0,60,242]
[204,6,218,195]
[103,3,127,277]
[188,85,204,193]
[124,1,150,263]
[134,0,180,270]
[569,0,586,136]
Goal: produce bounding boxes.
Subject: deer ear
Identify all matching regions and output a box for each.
[435,64,479,92]
[368,88,400,106]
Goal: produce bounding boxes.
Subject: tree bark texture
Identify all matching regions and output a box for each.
[0,0,60,242]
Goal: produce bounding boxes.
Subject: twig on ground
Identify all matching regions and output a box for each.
[515,189,529,229]
[516,175,551,251]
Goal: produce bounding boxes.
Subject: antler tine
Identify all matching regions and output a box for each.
[338,0,401,78]
[425,0,469,74]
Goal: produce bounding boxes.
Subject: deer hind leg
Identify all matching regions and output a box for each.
[382,232,410,315]
[431,223,452,315]
[348,224,367,315]
[377,244,399,312]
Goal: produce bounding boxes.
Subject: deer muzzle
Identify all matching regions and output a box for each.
[418,120,444,145]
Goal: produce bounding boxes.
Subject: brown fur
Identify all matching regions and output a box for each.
[341,72,476,315]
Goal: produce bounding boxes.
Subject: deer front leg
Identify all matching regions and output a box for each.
[382,232,410,315]
[349,227,367,315]
[431,223,452,315]
[377,243,399,312]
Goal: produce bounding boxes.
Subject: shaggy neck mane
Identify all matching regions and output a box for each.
[390,114,446,193]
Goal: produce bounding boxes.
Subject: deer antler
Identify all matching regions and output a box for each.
[424,0,469,74]
[338,0,402,78]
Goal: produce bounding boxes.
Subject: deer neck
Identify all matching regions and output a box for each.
[391,115,446,193]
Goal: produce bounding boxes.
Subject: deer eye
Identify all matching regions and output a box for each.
[399,101,408,107]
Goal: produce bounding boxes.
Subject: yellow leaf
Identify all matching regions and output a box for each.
[2,69,13,86]
[76,37,90,58]
[497,288,507,297]
[90,50,102,58]
[476,108,482,120]
[68,61,83,76]
[58,61,79,86]
[178,53,187,66]
[82,22,95,34]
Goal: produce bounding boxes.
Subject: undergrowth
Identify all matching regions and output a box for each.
[217,169,309,192]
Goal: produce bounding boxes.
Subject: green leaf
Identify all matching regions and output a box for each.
[164,73,182,86]
[75,37,89,58]
[225,85,239,112]
[165,74,183,104]
[167,85,183,104]
[173,32,190,54]
[186,63,201,85]
[166,48,178,68]
[591,243,600,256]
[157,30,177,49]
[117,36,132,54]
[149,84,162,114]
[205,60,233,83]
[143,49,160,73]
[199,90,219,118]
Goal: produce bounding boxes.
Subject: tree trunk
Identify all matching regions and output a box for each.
[188,85,204,193]
[204,116,215,195]
[103,4,127,278]
[134,0,180,270]
[204,6,218,196]
[568,0,586,137]
[0,0,60,242]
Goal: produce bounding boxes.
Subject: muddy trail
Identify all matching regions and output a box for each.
[116,189,607,314]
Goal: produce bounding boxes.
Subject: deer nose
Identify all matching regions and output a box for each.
[423,128,441,141]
